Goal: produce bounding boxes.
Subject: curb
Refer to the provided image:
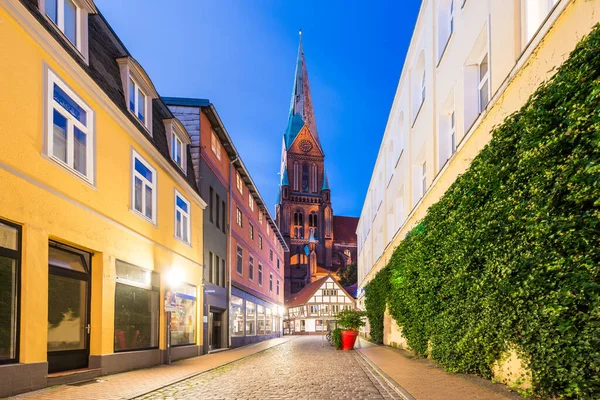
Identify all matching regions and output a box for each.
[354,347,416,400]
[130,337,294,399]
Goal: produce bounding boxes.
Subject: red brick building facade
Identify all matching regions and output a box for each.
[276,35,358,299]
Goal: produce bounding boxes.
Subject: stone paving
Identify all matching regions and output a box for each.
[138,336,404,400]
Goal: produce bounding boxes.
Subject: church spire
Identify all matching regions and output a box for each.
[284,30,321,150]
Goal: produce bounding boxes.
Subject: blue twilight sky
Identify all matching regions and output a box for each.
[95,0,421,218]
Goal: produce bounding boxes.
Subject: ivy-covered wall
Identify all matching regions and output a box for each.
[364,24,600,398]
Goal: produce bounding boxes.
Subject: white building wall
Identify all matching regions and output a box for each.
[357,0,573,291]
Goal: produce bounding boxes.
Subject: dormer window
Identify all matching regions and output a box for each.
[129,78,146,124]
[116,57,159,135]
[164,118,191,173]
[40,0,96,61]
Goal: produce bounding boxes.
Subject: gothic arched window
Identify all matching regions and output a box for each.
[293,161,300,191]
[311,164,318,192]
[302,163,309,193]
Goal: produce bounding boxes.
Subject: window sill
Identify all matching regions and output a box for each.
[411,101,425,128]
[43,15,88,65]
[174,235,192,248]
[130,208,157,226]
[43,153,96,189]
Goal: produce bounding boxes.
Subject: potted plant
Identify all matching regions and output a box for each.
[336,309,367,350]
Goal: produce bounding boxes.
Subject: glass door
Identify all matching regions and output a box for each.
[47,243,91,373]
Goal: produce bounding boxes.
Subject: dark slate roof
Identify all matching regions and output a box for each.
[20,0,198,193]
[333,216,359,245]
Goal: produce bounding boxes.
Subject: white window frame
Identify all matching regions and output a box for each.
[174,190,191,244]
[131,150,157,224]
[40,0,92,61]
[46,70,95,183]
[258,264,263,286]
[477,53,490,113]
[269,272,273,292]
[211,130,221,160]
[128,77,148,126]
[421,162,427,197]
[522,0,559,46]
[165,119,190,173]
[450,110,456,154]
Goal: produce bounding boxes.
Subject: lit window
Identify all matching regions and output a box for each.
[259,212,263,224]
[47,71,94,182]
[128,78,146,125]
[175,191,191,243]
[132,151,157,223]
[478,54,490,112]
[249,223,254,240]
[237,207,243,227]
[248,194,254,211]
[258,264,263,286]
[236,172,243,194]
[236,246,243,275]
[211,131,221,160]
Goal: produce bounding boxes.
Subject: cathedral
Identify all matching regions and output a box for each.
[276,34,359,299]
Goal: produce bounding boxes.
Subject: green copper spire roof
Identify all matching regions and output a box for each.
[281,165,290,186]
[322,168,330,191]
[284,31,322,150]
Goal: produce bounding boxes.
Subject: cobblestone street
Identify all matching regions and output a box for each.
[138,336,403,400]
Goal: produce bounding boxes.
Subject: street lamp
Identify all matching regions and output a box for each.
[164,267,184,365]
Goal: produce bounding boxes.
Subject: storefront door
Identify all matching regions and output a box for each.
[47,243,91,373]
[209,310,222,350]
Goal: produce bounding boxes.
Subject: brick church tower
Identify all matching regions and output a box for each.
[276,33,336,298]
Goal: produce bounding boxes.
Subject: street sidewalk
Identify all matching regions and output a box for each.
[10,337,292,400]
[354,337,522,400]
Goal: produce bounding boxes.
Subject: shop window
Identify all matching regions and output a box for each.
[246,301,256,336]
[131,150,157,223]
[0,220,20,364]
[175,191,191,244]
[171,283,196,346]
[257,304,265,335]
[230,295,244,337]
[114,260,159,351]
[265,308,273,334]
[47,70,94,182]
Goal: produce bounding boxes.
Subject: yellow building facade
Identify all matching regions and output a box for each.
[0,0,206,396]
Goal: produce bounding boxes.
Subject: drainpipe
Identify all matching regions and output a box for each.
[228,156,239,348]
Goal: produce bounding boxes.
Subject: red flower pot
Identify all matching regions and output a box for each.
[340,329,359,350]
